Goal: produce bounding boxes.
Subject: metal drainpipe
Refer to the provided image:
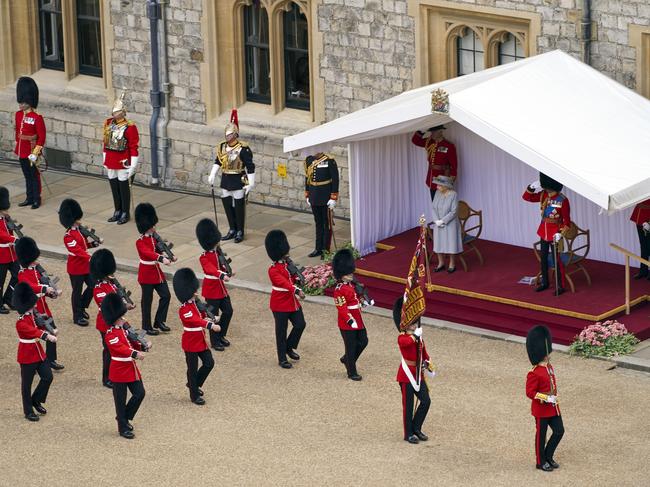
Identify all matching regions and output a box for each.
[581,0,591,65]
[158,0,171,187]
[147,0,162,185]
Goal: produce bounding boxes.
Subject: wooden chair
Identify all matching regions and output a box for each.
[533,222,591,293]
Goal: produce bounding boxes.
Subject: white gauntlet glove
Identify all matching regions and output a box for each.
[413,327,423,338]
[305,198,311,207]
[245,173,255,195]
[208,164,219,186]
[28,153,38,162]
[529,180,542,192]
[327,199,337,210]
[434,219,444,227]
[127,156,138,178]
[546,395,557,404]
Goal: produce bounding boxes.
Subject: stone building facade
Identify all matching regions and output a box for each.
[1,0,649,219]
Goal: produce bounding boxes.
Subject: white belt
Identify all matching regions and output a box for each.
[272,286,289,292]
[68,252,77,256]
[19,338,37,344]
[203,275,220,280]
[140,260,157,265]
[0,243,13,248]
[111,356,133,362]
[348,304,360,310]
[183,327,203,332]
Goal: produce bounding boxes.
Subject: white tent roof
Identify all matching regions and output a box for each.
[284,50,650,212]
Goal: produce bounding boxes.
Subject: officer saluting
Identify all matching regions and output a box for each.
[412,125,457,200]
[305,153,339,258]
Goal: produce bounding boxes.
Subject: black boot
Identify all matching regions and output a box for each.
[117,180,130,225]
[221,196,236,240]
[234,198,246,243]
[108,178,122,222]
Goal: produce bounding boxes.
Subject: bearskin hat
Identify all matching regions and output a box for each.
[332,249,356,280]
[264,230,290,262]
[90,249,116,281]
[392,297,404,331]
[135,203,158,234]
[173,267,199,303]
[526,325,553,365]
[195,218,221,251]
[58,198,83,228]
[0,186,10,211]
[15,237,40,268]
[12,282,38,314]
[539,173,563,193]
[101,293,127,326]
[16,76,39,109]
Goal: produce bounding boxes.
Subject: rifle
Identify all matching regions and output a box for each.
[111,276,134,307]
[195,298,219,323]
[217,246,233,277]
[5,215,24,238]
[286,257,306,287]
[35,264,62,297]
[351,278,375,307]
[34,312,56,335]
[152,232,175,261]
[124,324,150,352]
[78,224,102,246]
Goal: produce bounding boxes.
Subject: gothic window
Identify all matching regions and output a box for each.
[244,3,271,104]
[283,3,310,110]
[456,29,484,76]
[498,33,525,65]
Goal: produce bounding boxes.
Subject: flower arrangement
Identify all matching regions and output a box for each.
[301,242,361,295]
[568,320,639,358]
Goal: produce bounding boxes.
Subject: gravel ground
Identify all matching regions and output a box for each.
[1,257,649,487]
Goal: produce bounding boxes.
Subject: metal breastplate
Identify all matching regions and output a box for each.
[104,122,128,152]
[219,143,244,174]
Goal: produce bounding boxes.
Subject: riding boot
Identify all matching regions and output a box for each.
[234,198,246,243]
[108,178,122,221]
[117,179,131,224]
[221,196,236,239]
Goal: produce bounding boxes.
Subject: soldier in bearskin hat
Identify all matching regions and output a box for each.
[135,203,173,335]
[196,218,234,351]
[15,77,45,209]
[265,230,306,369]
[102,292,148,439]
[525,325,564,472]
[332,249,368,381]
[0,186,20,313]
[173,268,220,405]
[13,281,57,421]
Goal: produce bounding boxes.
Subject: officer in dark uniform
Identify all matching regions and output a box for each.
[305,153,339,258]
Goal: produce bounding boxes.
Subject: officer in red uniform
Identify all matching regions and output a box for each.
[16,237,64,370]
[304,153,339,258]
[14,77,45,209]
[135,203,173,336]
[332,249,368,381]
[196,218,234,351]
[525,325,564,472]
[412,125,458,200]
[394,297,432,444]
[265,230,306,369]
[102,292,149,439]
[630,198,650,279]
[0,187,20,313]
[103,92,139,225]
[13,282,57,422]
[59,198,100,326]
[522,173,571,295]
[173,268,220,405]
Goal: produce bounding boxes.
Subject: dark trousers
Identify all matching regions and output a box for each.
[429,187,436,201]
[19,157,41,204]
[400,382,431,439]
[100,332,110,384]
[69,273,93,321]
[185,350,215,401]
[222,196,246,233]
[206,297,233,347]
[45,318,58,363]
[535,415,564,466]
[140,281,171,330]
[340,328,368,377]
[0,260,19,306]
[311,205,331,252]
[272,309,306,363]
[108,178,132,216]
[636,225,650,275]
[112,380,145,433]
[20,360,53,416]
[539,240,565,289]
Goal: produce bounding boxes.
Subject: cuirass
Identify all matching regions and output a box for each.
[105,122,128,151]
[219,143,244,174]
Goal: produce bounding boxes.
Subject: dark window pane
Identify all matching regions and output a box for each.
[498,33,526,65]
[284,3,309,110]
[77,0,100,17]
[39,0,64,71]
[77,0,102,76]
[456,29,484,76]
[244,4,271,104]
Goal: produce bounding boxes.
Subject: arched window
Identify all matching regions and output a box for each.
[498,33,525,65]
[456,28,484,76]
[283,3,310,110]
[243,3,271,104]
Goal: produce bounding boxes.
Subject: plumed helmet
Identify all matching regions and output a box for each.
[58,198,83,228]
[101,293,127,326]
[539,173,563,193]
[112,90,127,114]
[264,230,290,262]
[0,186,10,211]
[12,282,38,314]
[135,203,159,234]
[15,237,40,268]
[332,249,356,280]
[172,267,199,303]
[526,325,553,365]
[90,248,116,281]
[225,108,239,138]
[16,76,39,109]
[195,218,221,251]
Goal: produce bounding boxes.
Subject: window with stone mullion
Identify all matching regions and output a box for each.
[77,0,103,77]
[283,3,310,111]
[456,29,484,76]
[39,0,65,71]
[244,4,271,105]
[498,33,525,65]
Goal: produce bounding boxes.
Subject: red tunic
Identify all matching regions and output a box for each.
[64,227,91,275]
[94,280,118,333]
[105,326,142,383]
[199,250,228,300]
[0,216,18,264]
[268,262,301,312]
[630,198,650,225]
[522,189,571,242]
[14,110,46,159]
[395,333,430,384]
[102,118,139,170]
[333,282,365,331]
[526,363,561,418]
[16,312,48,364]
[18,267,51,317]
[411,133,458,189]
[179,301,211,353]
[136,235,165,285]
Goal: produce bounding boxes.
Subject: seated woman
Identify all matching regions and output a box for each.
[430,176,463,273]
